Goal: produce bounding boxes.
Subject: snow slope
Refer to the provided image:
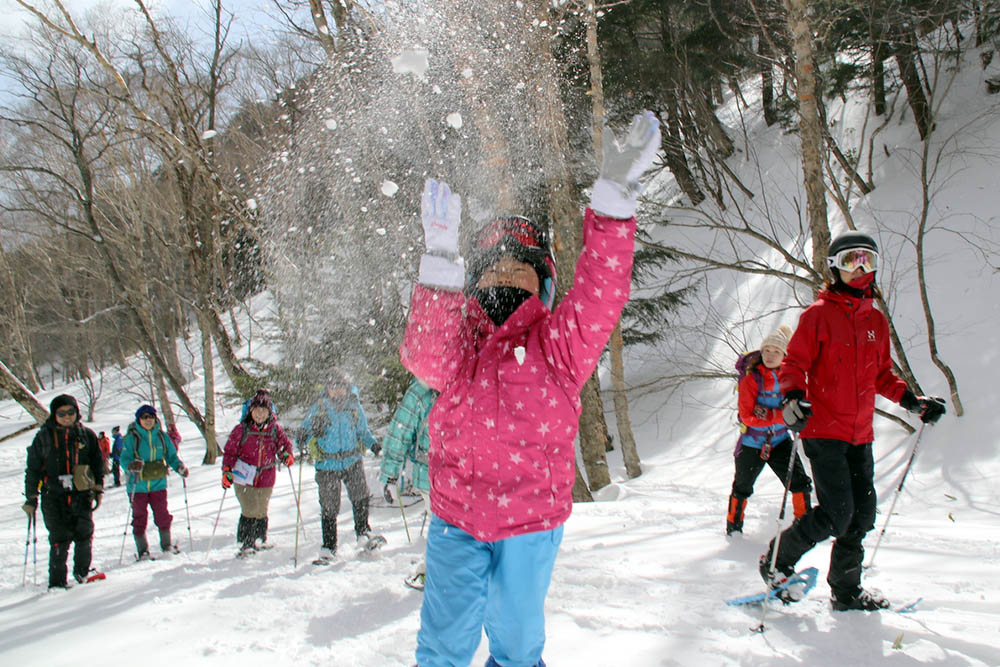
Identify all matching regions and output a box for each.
[2,39,1000,667]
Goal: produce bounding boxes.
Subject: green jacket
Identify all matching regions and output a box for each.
[379,379,437,492]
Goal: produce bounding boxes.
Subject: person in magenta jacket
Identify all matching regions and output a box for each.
[222,389,294,557]
[760,231,947,611]
[402,112,660,667]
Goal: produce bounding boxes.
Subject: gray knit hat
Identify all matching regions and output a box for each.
[760,325,793,355]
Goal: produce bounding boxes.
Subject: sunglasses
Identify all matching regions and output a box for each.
[828,248,878,273]
[55,408,76,418]
[476,217,546,250]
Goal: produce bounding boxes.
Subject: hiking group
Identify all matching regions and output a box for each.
[19,109,948,666]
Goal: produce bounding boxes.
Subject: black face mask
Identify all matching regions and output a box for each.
[474,286,532,327]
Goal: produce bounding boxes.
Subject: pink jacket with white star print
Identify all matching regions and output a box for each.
[400,208,635,541]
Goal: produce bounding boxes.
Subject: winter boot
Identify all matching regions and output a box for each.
[48,542,71,589]
[759,522,816,603]
[792,490,811,519]
[159,528,181,555]
[236,515,255,555]
[255,517,273,550]
[135,533,152,561]
[831,588,890,611]
[321,515,338,554]
[726,495,747,535]
[72,536,93,582]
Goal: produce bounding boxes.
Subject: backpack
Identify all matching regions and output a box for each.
[735,350,763,384]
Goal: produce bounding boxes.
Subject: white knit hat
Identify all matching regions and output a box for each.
[760,324,793,355]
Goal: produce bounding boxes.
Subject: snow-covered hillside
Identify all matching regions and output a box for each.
[2,39,1000,667]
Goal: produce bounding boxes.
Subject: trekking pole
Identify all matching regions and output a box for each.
[293,443,306,567]
[22,513,31,587]
[181,477,194,552]
[208,487,228,552]
[755,424,807,634]
[398,479,411,544]
[31,512,37,585]
[119,476,137,565]
[865,423,927,570]
[287,463,306,540]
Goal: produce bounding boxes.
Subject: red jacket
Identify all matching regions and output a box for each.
[222,420,293,488]
[779,287,908,445]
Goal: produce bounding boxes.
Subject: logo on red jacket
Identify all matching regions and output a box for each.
[867,330,876,341]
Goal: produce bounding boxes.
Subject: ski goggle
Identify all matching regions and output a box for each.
[475,216,547,250]
[828,247,878,273]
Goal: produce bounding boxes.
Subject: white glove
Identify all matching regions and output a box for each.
[421,178,461,256]
[418,178,465,289]
[589,110,661,219]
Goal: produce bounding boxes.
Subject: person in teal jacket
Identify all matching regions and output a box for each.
[379,376,437,588]
[300,373,383,558]
[120,405,189,559]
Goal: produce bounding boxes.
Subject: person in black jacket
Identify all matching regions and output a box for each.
[22,394,105,588]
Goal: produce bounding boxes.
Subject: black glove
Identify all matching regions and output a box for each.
[91,490,103,511]
[127,460,143,473]
[383,481,395,505]
[900,390,947,424]
[371,442,382,457]
[781,390,812,432]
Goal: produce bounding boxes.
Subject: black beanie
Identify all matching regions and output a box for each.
[49,394,80,421]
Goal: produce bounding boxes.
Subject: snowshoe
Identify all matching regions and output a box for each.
[831,588,890,612]
[255,539,275,551]
[404,572,425,591]
[357,532,386,552]
[312,547,336,566]
[758,554,806,604]
[236,545,257,559]
[161,543,181,556]
[73,569,105,584]
[136,551,155,562]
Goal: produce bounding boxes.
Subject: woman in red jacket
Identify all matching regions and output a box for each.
[222,389,294,557]
[727,325,812,535]
[761,231,946,611]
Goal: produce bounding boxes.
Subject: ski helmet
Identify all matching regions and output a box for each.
[828,231,878,257]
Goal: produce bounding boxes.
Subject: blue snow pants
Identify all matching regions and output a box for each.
[415,515,563,667]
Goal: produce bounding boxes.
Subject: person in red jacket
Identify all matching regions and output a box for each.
[221,389,294,557]
[759,231,946,611]
[727,325,812,535]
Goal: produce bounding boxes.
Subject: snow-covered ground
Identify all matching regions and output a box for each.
[2,39,1000,667]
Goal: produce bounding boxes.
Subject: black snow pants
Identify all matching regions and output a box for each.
[731,436,813,499]
[772,438,877,599]
[316,461,371,551]
[40,489,94,587]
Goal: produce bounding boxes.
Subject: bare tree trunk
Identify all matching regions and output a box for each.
[208,308,253,390]
[785,0,831,276]
[872,40,887,116]
[527,0,610,496]
[586,2,641,479]
[572,461,594,502]
[579,376,612,490]
[917,141,963,415]
[198,311,222,462]
[0,234,41,392]
[153,364,175,426]
[760,36,778,126]
[0,358,49,423]
[308,0,339,58]
[893,31,933,139]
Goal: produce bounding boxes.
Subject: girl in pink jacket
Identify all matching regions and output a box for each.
[404,112,660,667]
